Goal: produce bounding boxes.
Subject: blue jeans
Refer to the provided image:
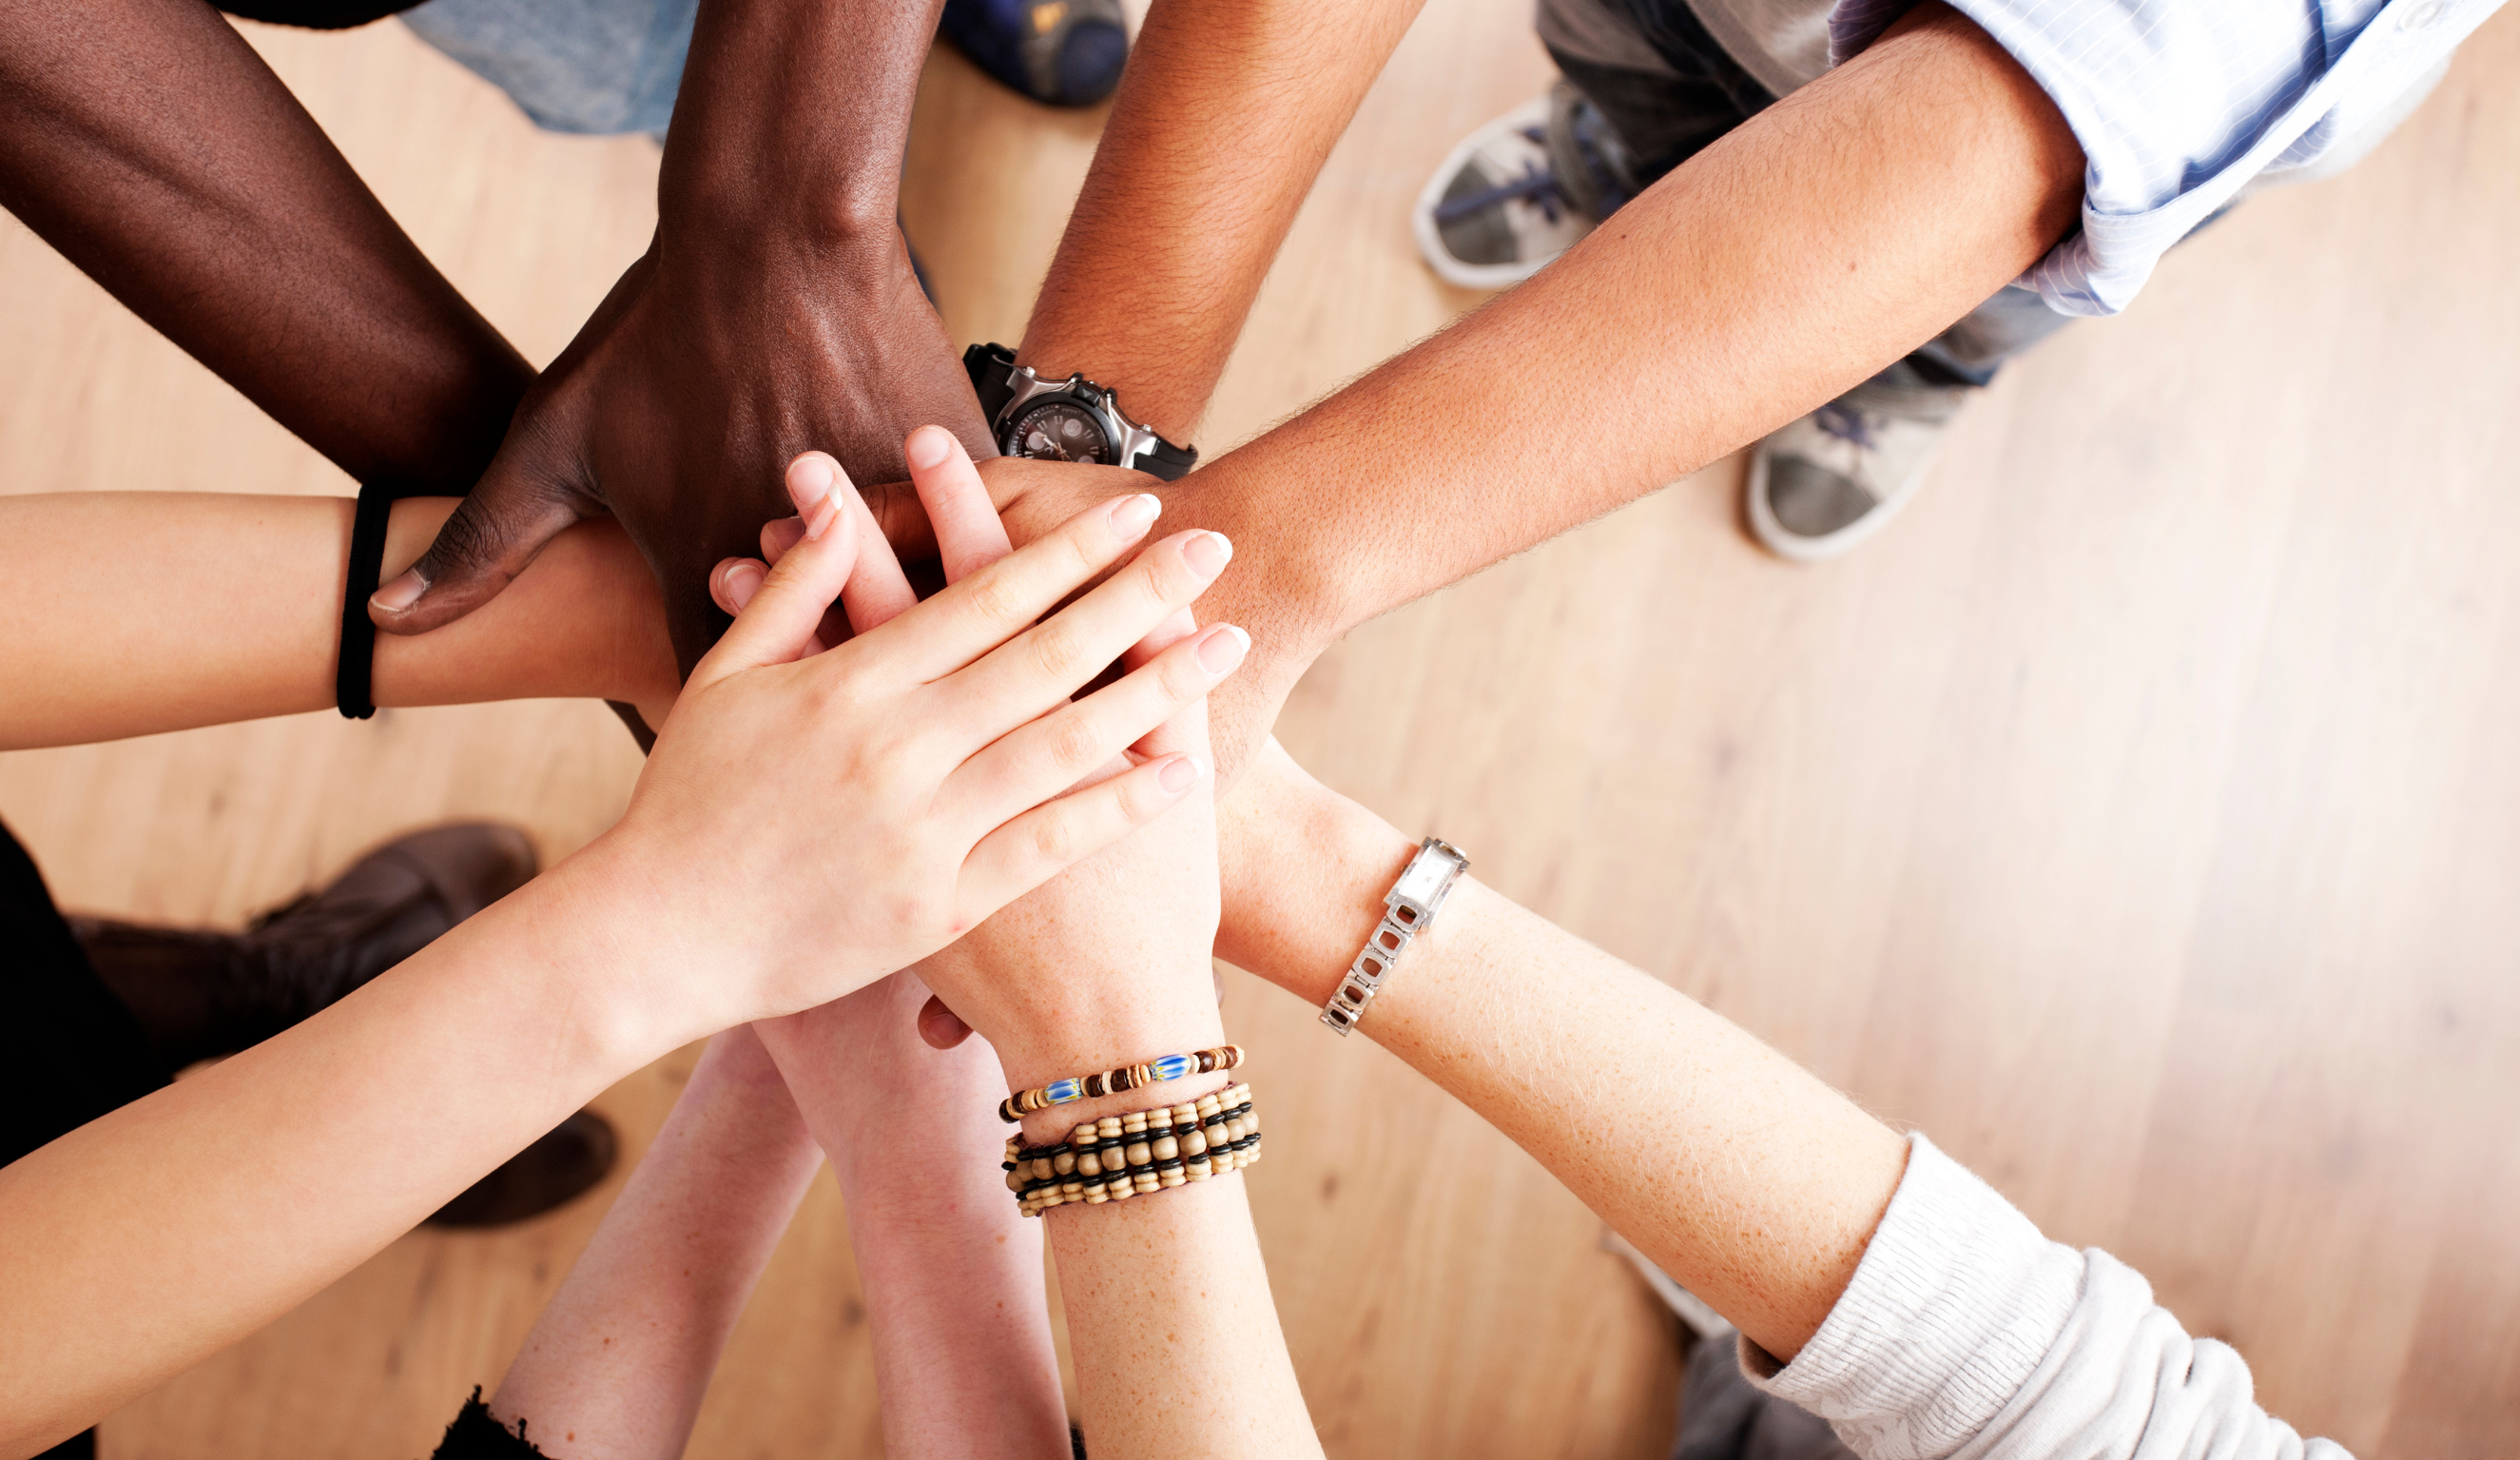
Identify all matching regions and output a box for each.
[1545,0,2070,389]
[399,0,697,137]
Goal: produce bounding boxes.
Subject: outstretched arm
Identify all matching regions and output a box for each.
[372,0,992,672]
[1212,740,2350,1458]
[476,1027,825,1460]
[757,975,1074,1460]
[0,493,677,749]
[0,0,531,492]
[0,459,1242,1454]
[979,2,2085,777]
[1014,0,1427,441]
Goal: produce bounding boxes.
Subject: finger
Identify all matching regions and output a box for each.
[836,482,919,634]
[370,444,592,635]
[936,528,1232,748]
[686,468,861,690]
[760,516,804,567]
[916,994,974,1050]
[709,557,767,618]
[907,425,1013,585]
[959,751,1210,918]
[850,491,1168,689]
[946,621,1247,829]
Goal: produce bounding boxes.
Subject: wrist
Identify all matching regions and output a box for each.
[536,828,743,1061]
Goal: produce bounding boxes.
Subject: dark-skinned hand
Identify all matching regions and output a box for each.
[369,225,991,675]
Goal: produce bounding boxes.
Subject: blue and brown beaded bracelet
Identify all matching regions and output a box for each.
[998,1044,1244,1123]
[1001,1083,1264,1217]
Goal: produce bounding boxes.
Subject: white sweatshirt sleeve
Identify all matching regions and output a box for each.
[1741,1133,2353,1460]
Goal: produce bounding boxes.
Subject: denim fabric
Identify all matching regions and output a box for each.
[399,0,698,136]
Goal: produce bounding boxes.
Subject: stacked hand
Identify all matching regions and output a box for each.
[597,435,1243,1038]
[370,230,992,675]
[708,427,1243,1086]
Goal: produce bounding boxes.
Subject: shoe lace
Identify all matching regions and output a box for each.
[1813,400,1879,452]
[1431,127,1568,226]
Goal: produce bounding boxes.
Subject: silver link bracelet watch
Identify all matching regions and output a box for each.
[1321,837,1470,1035]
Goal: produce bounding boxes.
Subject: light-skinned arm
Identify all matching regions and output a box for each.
[0,458,1245,1456]
[952,2,2085,776]
[0,493,678,749]
[756,975,1074,1460]
[480,1026,826,1460]
[1214,738,1906,1363]
[1013,0,1427,441]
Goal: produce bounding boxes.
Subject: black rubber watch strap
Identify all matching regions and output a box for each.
[335,479,397,720]
[1134,436,1199,482]
[964,342,1019,425]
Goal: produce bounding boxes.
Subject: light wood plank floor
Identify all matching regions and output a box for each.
[2,3,2515,1456]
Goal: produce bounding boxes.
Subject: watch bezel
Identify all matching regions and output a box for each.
[998,387,1122,467]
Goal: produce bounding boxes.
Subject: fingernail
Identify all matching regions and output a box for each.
[1196,623,1250,672]
[1180,531,1232,578]
[906,426,953,470]
[723,561,766,613]
[804,494,841,541]
[1110,493,1161,536]
[1158,754,1205,794]
[789,454,838,513]
[370,568,426,613]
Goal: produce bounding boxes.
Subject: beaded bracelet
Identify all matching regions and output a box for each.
[998,1044,1244,1123]
[1321,837,1469,1035]
[1002,1083,1263,1217]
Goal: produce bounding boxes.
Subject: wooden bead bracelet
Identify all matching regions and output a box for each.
[1002,1083,1263,1217]
[998,1044,1245,1123]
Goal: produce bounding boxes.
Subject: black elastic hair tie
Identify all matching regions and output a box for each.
[336,479,399,720]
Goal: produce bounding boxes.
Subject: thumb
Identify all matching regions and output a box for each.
[369,438,593,635]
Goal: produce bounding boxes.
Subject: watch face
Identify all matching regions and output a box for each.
[1004,400,1113,465]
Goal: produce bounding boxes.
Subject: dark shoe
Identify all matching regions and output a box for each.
[940,0,1130,107]
[428,1110,618,1228]
[71,823,538,1068]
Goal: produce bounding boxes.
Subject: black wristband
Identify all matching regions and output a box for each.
[335,480,398,720]
[1134,437,1199,481]
[964,341,1018,422]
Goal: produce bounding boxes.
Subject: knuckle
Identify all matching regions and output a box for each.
[960,568,1025,631]
[1046,710,1104,773]
[1028,812,1076,867]
[1023,620,1086,680]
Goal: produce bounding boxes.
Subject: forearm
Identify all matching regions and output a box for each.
[0,0,530,488]
[1018,0,1425,440]
[0,850,667,1456]
[489,1027,824,1460]
[659,0,945,240]
[1214,749,1907,1363]
[1002,977,1320,1460]
[1174,4,2082,692]
[0,493,674,749]
[754,975,1071,1460]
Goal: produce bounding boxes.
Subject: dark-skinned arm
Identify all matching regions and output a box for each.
[0,0,533,493]
[374,0,996,673]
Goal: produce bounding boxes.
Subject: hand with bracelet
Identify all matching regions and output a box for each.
[740,427,1322,1460]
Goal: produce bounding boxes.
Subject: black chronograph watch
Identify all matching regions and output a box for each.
[963,343,1199,481]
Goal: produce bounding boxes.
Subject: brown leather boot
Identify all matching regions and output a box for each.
[71,823,539,1067]
[71,823,617,1229]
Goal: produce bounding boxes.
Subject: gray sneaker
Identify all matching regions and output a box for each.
[1414,80,1641,290]
[1746,365,1969,563]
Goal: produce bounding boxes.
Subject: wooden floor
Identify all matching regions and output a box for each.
[3,3,2516,1455]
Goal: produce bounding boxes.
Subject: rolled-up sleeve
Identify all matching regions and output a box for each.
[1826,0,2504,316]
[1742,1134,2355,1460]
